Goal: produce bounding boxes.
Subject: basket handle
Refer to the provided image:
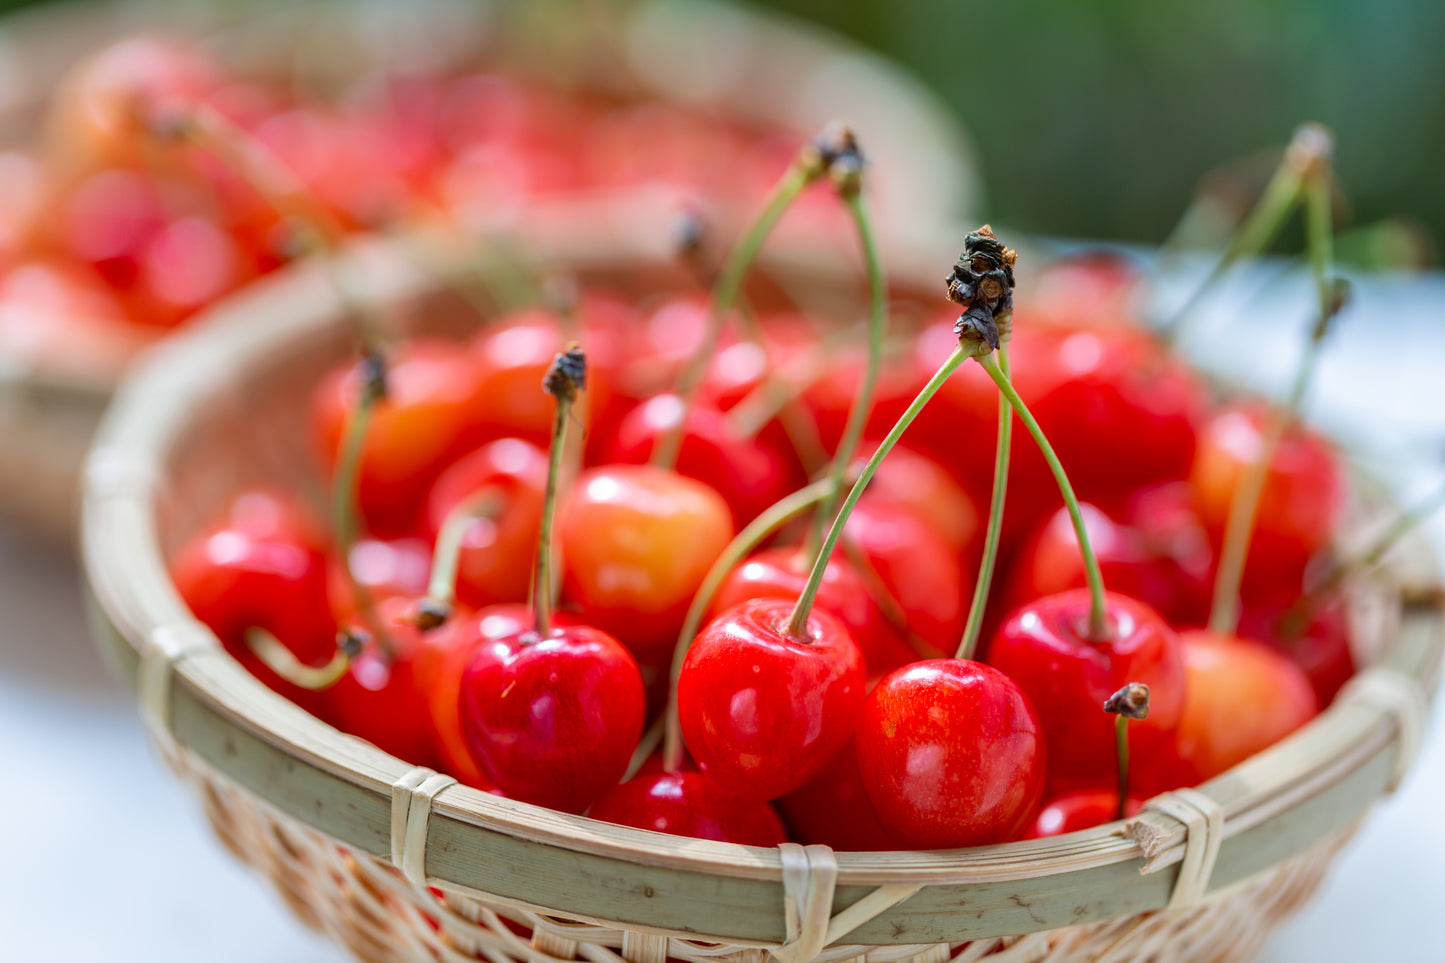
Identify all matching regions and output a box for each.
[771,843,922,963]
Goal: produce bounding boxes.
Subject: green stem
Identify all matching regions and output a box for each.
[956,342,1012,660]
[533,397,571,637]
[785,347,972,639]
[652,164,814,470]
[662,477,840,772]
[1208,168,1336,637]
[331,378,393,658]
[1159,157,1304,345]
[976,352,1110,640]
[1114,715,1131,822]
[420,488,508,619]
[807,192,888,556]
[244,627,355,691]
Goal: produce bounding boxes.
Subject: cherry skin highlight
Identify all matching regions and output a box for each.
[1026,791,1144,839]
[856,659,1046,848]
[677,598,866,802]
[588,770,787,846]
[986,590,1185,794]
[458,621,645,814]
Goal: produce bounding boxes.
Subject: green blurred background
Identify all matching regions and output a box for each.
[753,0,1445,256]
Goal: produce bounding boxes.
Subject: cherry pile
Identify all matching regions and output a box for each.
[0,34,823,374]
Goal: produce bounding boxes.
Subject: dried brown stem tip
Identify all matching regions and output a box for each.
[1104,682,1151,720]
[409,597,453,632]
[1285,123,1334,181]
[359,352,389,403]
[946,225,1017,353]
[543,342,587,402]
[338,628,366,660]
[799,121,865,192]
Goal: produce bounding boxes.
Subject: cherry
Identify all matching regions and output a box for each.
[588,770,787,846]
[1026,791,1144,839]
[710,547,909,676]
[1238,593,1355,706]
[312,340,490,537]
[856,659,1046,847]
[605,394,800,528]
[844,501,965,658]
[171,494,336,712]
[677,597,866,801]
[1190,403,1344,592]
[559,464,734,661]
[1144,630,1318,791]
[327,535,432,612]
[458,345,646,812]
[987,590,1185,793]
[776,739,907,851]
[423,438,548,609]
[856,443,980,558]
[323,596,438,766]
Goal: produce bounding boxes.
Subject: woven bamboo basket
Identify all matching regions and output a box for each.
[82,214,1442,963]
[0,0,977,541]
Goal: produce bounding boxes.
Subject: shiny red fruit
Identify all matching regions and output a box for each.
[857,444,981,558]
[1238,593,1355,706]
[987,590,1185,793]
[856,659,1046,848]
[1026,791,1144,839]
[459,621,645,813]
[588,770,787,846]
[711,547,908,676]
[424,438,548,609]
[559,465,733,661]
[1190,404,1345,594]
[845,501,965,658]
[776,739,907,851]
[312,340,490,537]
[328,536,432,613]
[678,598,866,801]
[324,597,437,766]
[605,394,800,528]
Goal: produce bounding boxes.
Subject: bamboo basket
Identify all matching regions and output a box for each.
[82,215,1442,963]
[0,0,978,541]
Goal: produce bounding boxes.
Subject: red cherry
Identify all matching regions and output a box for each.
[458,622,645,813]
[845,502,965,658]
[677,598,866,801]
[1190,404,1345,594]
[1026,790,1144,839]
[605,394,801,528]
[986,590,1185,793]
[1238,593,1355,706]
[323,597,437,766]
[1122,482,1214,625]
[1146,629,1319,790]
[171,498,335,711]
[312,340,490,537]
[424,438,548,609]
[711,546,909,676]
[1002,504,1189,630]
[856,659,1046,848]
[776,739,907,851]
[327,536,432,612]
[856,444,980,558]
[559,465,733,661]
[588,771,787,846]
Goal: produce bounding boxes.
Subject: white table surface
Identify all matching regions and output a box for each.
[1,266,1442,962]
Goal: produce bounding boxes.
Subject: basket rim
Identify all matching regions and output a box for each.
[80,218,1445,947]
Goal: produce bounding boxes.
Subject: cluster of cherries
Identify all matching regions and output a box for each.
[0,33,818,374]
[170,116,1367,854]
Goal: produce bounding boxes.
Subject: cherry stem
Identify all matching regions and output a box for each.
[662,476,842,772]
[332,357,394,659]
[414,487,508,629]
[244,627,359,691]
[1285,482,1445,633]
[807,191,887,557]
[785,346,972,640]
[533,385,574,639]
[1103,682,1149,821]
[976,352,1110,641]
[1208,163,1338,637]
[956,341,1013,660]
[1159,138,1310,345]
[624,717,665,782]
[652,163,816,470]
